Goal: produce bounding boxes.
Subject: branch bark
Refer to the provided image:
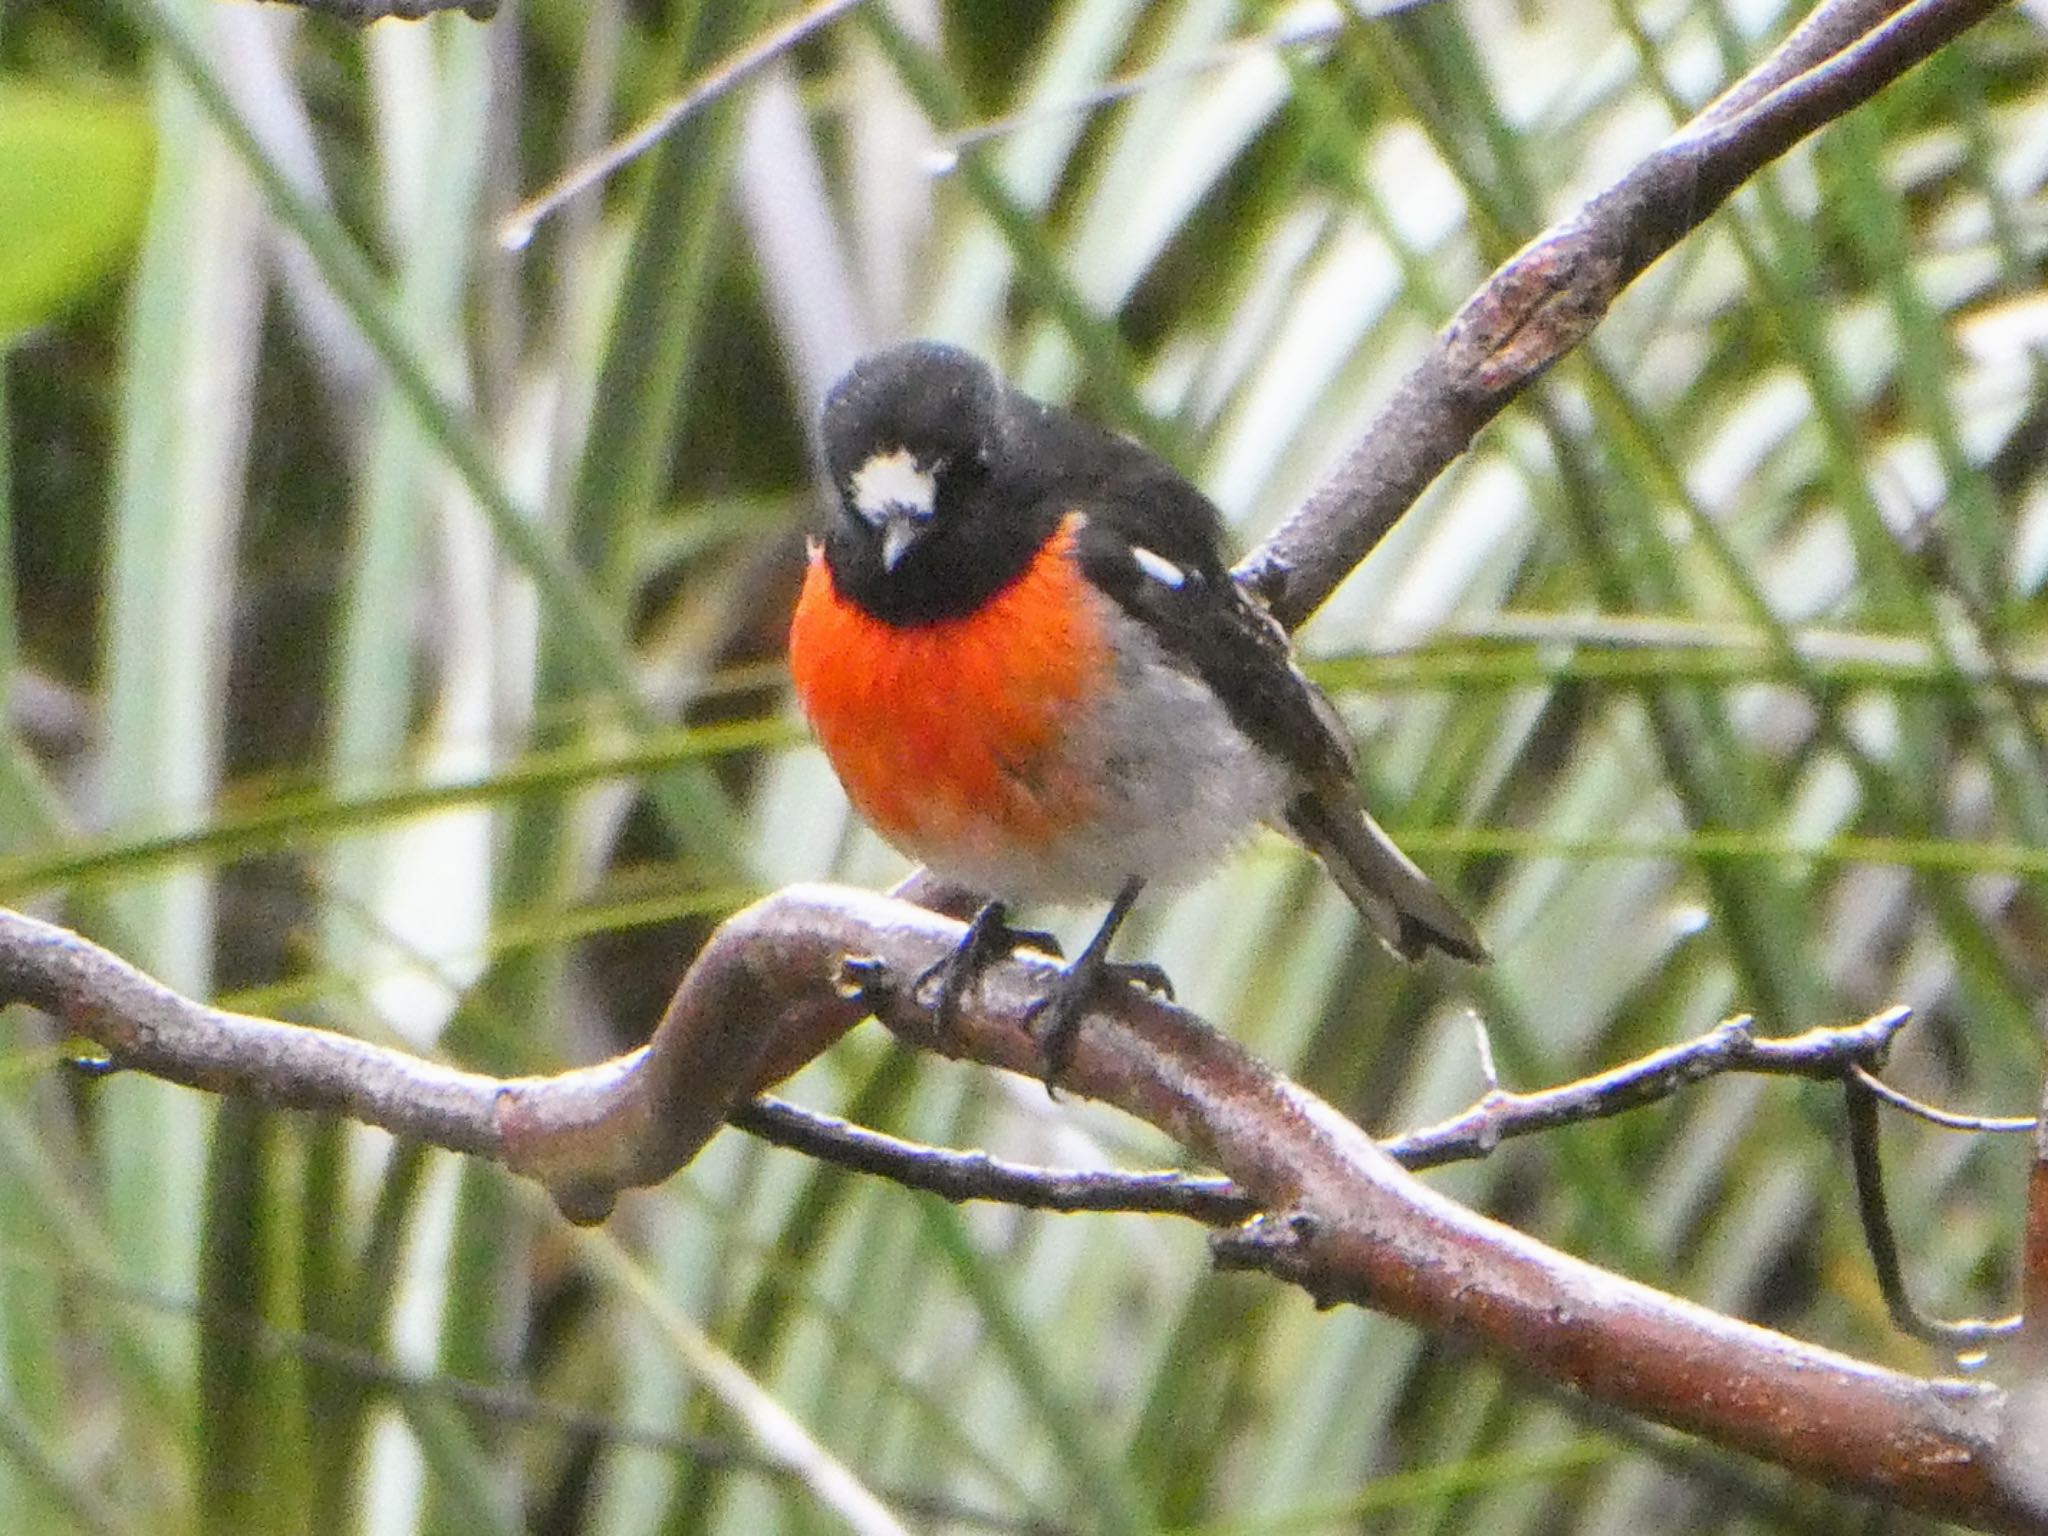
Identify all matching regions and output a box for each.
[7,891,2042,1527]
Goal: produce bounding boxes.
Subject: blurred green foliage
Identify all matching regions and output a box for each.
[0,83,152,339]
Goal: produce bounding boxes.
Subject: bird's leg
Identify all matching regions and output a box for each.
[1028,878,1171,1088]
[915,901,1064,1040]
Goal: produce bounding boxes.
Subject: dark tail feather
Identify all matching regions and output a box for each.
[1284,792,1487,964]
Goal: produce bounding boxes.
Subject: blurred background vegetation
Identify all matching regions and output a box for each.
[3,0,2047,1531]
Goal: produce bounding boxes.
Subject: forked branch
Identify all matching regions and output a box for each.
[3,892,2040,1527]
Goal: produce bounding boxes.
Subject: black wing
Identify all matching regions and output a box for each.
[1074,497,1484,962]
[1059,447,1485,961]
[997,382,1485,963]
[989,384,1343,777]
[1063,464,1359,790]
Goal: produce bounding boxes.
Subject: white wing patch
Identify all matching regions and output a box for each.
[1131,545,1187,588]
[850,447,937,523]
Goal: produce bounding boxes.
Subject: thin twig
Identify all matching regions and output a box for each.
[735,1010,1917,1216]
[1843,1072,2021,1351]
[252,0,500,21]
[1391,1011,1909,1168]
[497,0,868,250]
[731,1099,1252,1221]
[1850,1066,2037,1134]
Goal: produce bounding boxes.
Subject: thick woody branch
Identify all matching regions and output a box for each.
[854,946,2024,1530]
[1235,0,2005,628]
[5,892,2041,1528]
[826,929,2033,1530]
[2021,1074,2048,1365]
[0,898,872,1225]
[2003,1078,2048,1516]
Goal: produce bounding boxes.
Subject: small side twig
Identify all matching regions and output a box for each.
[730,1099,1253,1222]
[1393,1011,1906,1170]
[736,1010,1919,1216]
[253,0,500,22]
[1851,1066,2038,1134]
[1844,1072,2022,1351]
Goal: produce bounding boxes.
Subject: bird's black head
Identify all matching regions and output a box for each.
[817,341,1061,626]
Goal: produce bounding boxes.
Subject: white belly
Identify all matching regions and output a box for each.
[923,613,1296,903]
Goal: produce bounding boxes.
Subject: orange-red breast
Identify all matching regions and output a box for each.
[789,342,1483,1073]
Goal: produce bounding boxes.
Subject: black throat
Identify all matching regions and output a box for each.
[822,494,1065,627]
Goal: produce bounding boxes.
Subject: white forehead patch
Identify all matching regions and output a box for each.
[850,447,937,524]
[1131,546,1187,588]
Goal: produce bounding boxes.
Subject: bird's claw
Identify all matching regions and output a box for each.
[1027,960,1174,1094]
[910,888,1168,1096]
[914,902,1063,1039]
[1005,926,1065,961]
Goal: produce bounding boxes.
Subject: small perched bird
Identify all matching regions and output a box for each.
[788,341,1483,1075]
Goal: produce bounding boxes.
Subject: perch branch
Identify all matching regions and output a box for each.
[1,898,872,1225]
[6,892,2043,1529]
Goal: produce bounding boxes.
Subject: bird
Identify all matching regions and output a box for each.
[787,340,1484,1079]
